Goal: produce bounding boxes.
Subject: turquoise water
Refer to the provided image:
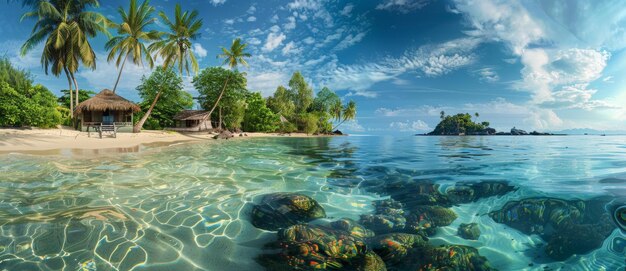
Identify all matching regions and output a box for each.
[0,136,624,270]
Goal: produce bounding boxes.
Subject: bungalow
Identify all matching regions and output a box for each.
[170,110,213,132]
[73,89,140,133]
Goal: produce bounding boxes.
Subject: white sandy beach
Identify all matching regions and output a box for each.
[0,127,321,154]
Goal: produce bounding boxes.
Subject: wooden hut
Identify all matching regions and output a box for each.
[74,89,140,133]
[170,110,212,132]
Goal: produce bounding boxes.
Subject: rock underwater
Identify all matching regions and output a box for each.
[251,193,326,231]
[489,197,616,260]
[257,224,386,271]
[458,223,481,240]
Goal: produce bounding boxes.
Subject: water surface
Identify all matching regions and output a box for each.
[0,136,624,270]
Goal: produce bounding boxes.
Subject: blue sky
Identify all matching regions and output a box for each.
[2,0,626,133]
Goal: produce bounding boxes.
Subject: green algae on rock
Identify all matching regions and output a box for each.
[368,233,427,265]
[258,224,386,271]
[489,197,616,261]
[251,193,326,231]
[331,218,375,239]
[458,223,481,240]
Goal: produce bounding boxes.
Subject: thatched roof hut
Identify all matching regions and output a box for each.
[74,89,140,116]
[173,110,210,120]
[170,110,212,132]
[74,89,140,132]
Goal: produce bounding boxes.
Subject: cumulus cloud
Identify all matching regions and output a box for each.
[210,0,226,6]
[192,43,208,58]
[376,0,432,13]
[341,4,354,16]
[389,120,431,132]
[284,16,296,31]
[263,32,287,52]
[341,120,365,132]
[282,41,302,55]
[247,16,257,22]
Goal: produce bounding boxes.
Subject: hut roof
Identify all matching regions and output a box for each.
[173,110,210,120]
[74,89,141,116]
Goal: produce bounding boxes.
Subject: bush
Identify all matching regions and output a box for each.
[0,82,62,128]
[243,92,278,132]
[303,113,318,135]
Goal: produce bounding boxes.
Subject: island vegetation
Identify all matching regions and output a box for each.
[0,0,357,135]
[426,111,555,136]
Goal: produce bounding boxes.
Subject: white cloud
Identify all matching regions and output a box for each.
[263,32,287,52]
[247,72,290,96]
[345,90,378,98]
[335,32,367,51]
[247,5,256,14]
[210,0,226,6]
[376,0,432,13]
[341,120,365,132]
[78,52,156,97]
[284,16,296,31]
[282,41,302,55]
[248,38,262,45]
[303,37,315,44]
[389,120,431,132]
[287,0,322,10]
[475,67,499,82]
[224,19,235,25]
[322,37,479,92]
[0,40,41,69]
[247,16,257,22]
[269,25,281,33]
[341,4,354,16]
[192,43,208,58]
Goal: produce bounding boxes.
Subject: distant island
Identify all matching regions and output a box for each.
[421,112,558,136]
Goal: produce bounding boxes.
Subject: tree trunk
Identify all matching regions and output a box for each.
[218,106,223,130]
[206,75,231,120]
[112,53,129,93]
[332,120,346,131]
[133,91,161,133]
[64,67,73,118]
[71,72,80,130]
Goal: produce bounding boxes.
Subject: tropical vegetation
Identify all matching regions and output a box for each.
[3,1,358,134]
[428,112,490,135]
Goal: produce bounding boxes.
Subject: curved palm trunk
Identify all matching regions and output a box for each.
[64,67,73,118]
[112,53,129,93]
[133,91,161,133]
[206,75,230,125]
[332,119,347,131]
[71,72,80,129]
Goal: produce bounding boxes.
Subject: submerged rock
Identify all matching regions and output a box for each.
[258,224,386,271]
[331,218,375,239]
[405,205,457,236]
[458,223,481,240]
[447,181,516,204]
[359,199,406,234]
[395,244,496,271]
[368,233,427,265]
[489,197,616,260]
[251,193,326,231]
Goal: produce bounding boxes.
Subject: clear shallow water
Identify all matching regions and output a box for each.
[0,136,624,270]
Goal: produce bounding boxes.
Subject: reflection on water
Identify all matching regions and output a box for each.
[0,136,624,270]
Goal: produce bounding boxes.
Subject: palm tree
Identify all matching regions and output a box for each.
[332,100,356,131]
[106,0,161,93]
[440,110,445,120]
[474,112,479,120]
[21,0,108,117]
[205,38,251,124]
[134,3,202,133]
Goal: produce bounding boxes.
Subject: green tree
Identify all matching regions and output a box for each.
[428,113,489,135]
[135,3,202,132]
[311,86,340,113]
[21,0,109,116]
[332,100,356,131]
[288,71,313,113]
[440,110,445,120]
[134,66,192,129]
[106,0,161,93]
[193,67,248,130]
[0,58,32,93]
[267,85,295,119]
[0,82,62,128]
[205,38,251,124]
[303,113,318,135]
[243,92,278,132]
[58,89,95,109]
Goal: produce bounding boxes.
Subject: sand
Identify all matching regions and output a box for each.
[0,127,323,155]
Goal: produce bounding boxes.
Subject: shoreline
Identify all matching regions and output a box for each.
[0,127,335,155]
